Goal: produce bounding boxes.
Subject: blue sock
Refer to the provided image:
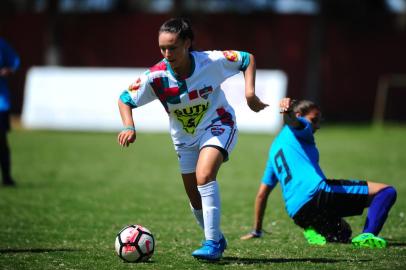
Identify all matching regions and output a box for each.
[363,186,397,235]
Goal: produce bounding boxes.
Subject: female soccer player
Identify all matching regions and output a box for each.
[117,18,268,260]
[241,97,397,248]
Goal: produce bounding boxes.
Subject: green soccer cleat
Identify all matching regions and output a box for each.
[303,227,326,246]
[351,233,387,248]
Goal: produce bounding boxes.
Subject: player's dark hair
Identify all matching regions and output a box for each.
[159,18,194,51]
[293,100,320,116]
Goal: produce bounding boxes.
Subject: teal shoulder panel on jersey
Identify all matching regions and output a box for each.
[239,51,250,71]
[119,90,137,108]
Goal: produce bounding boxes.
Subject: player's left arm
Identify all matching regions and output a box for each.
[280,97,304,129]
[243,54,269,112]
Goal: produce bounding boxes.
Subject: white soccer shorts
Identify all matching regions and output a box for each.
[175,124,238,174]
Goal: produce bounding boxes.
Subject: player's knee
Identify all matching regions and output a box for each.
[196,170,215,185]
[383,186,397,204]
[196,175,214,186]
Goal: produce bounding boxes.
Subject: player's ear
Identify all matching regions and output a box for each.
[295,112,301,118]
[184,38,191,51]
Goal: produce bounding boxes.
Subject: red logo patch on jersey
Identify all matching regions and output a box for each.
[223,50,238,62]
[128,78,141,92]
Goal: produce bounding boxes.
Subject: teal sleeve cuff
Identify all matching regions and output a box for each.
[119,91,137,108]
[239,51,250,71]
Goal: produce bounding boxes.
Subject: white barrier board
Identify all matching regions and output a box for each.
[22,67,287,133]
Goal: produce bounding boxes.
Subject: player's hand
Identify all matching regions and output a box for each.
[279,97,296,113]
[240,230,263,240]
[117,130,136,147]
[246,95,269,112]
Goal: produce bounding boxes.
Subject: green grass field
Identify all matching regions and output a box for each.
[0,125,405,269]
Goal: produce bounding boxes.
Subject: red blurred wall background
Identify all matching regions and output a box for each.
[1,12,406,122]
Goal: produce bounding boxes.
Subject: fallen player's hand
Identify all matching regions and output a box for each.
[279,97,297,113]
[240,230,262,240]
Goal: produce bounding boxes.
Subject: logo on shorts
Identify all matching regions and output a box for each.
[223,50,238,62]
[211,126,225,136]
[174,102,209,134]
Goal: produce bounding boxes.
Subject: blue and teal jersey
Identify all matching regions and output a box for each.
[0,38,20,112]
[261,117,325,217]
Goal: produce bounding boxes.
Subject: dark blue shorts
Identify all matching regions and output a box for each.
[292,179,369,242]
[0,111,10,132]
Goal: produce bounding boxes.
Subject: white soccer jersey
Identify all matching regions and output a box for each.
[120,50,250,147]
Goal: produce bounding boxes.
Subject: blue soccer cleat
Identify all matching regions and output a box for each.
[199,234,227,252]
[192,240,223,261]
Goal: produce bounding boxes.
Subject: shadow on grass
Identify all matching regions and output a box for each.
[0,248,81,254]
[209,257,372,265]
[389,242,406,247]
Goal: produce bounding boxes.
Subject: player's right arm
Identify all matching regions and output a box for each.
[280,97,304,129]
[117,100,136,147]
[117,72,157,147]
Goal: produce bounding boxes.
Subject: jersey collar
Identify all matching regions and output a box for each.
[164,53,195,80]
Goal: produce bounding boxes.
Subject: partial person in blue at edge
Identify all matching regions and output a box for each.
[0,37,20,187]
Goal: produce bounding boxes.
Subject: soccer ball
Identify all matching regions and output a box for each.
[115,224,155,262]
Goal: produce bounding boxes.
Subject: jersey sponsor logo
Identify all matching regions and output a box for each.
[188,86,213,101]
[199,86,213,99]
[128,78,141,92]
[223,50,238,62]
[174,102,209,134]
